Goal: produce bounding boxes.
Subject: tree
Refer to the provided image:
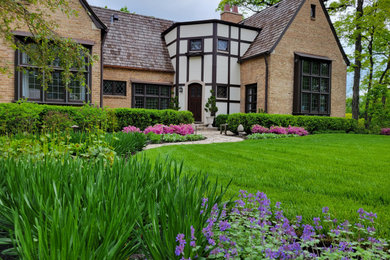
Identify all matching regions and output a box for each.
[217,0,280,13]
[120,6,130,13]
[0,0,96,91]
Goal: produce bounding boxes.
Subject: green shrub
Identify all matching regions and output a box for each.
[227,113,357,134]
[105,132,147,157]
[214,114,228,129]
[247,133,299,140]
[115,108,194,131]
[0,156,227,259]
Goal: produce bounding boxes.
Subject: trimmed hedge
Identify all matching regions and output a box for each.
[227,113,357,133]
[214,114,229,129]
[115,108,193,130]
[0,103,194,134]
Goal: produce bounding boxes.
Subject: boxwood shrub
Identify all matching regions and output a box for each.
[0,103,194,134]
[214,114,229,129]
[227,113,357,133]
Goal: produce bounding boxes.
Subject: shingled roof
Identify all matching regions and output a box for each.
[240,0,304,61]
[92,6,175,72]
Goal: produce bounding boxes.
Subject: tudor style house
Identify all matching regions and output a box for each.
[0,0,349,122]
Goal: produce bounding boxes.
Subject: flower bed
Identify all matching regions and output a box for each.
[175,190,390,259]
[380,128,390,135]
[251,125,308,136]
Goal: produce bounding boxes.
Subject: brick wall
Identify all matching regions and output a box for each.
[240,56,268,113]
[103,67,174,108]
[0,0,102,106]
[268,0,347,117]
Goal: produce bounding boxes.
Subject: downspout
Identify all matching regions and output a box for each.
[100,30,107,108]
[264,52,270,113]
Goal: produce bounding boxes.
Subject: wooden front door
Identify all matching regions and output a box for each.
[188,84,202,122]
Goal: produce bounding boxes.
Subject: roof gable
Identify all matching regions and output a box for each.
[240,0,349,65]
[92,6,174,72]
[79,0,107,31]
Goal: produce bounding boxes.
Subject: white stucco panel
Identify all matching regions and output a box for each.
[178,90,186,111]
[179,57,187,84]
[241,29,258,42]
[230,58,240,85]
[189,57,202,81]
[181,24,213,38]
[230,41,238,55]
[216,102,228,115]
[231,26,239,39]
[180,40,187,54]
[217,24,229,38]
[217,56,229,84]
[204,39,213,53]
[204,55,213,83]
[240,43,251,56]
[230,87,241,101]
[165,28,177,45]
[230,103,241,114]
[172,58,176,83]
[167,42,176,57]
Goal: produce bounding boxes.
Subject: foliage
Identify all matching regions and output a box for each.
[161,134,205,143]
[104,132,147,157]
[0,103,194,134]
[216,0,280,14]
[214,114,229,129]
[247,133,299,140]
[169,90,181,111]
[120,6,130,13]
[0,0,97,89]
[0,156,228,259]
[227,113,357,134]
[175,190,390,259]
[143,134,390,236]
[205,90,218,116]
[115,108,194,130]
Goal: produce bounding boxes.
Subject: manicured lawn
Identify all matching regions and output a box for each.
[141,134,390,236]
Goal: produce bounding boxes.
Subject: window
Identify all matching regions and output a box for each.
[132,83,171,110]
[218,39,229,52]
[189,39,202,52]
[311,4,316,19]
[103,80,126,96]
[245,84,257,113]
[216,86,228,99]
[294,57,331,115]
[16,44,90,104]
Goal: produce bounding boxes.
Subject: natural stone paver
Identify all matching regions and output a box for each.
[144,129,243,150]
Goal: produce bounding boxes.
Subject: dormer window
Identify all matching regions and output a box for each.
[189,39,202,52]
[311,5,316,19]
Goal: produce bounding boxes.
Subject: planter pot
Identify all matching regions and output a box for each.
[206,116,215,128]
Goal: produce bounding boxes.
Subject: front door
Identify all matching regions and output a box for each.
[188,84,202,122]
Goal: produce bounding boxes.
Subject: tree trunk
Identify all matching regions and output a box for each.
[364,34,374,129]
[352,0,364,120]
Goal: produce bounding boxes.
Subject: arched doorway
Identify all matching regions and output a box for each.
[188,83,202,122]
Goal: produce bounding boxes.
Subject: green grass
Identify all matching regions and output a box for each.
[141,134,390,236]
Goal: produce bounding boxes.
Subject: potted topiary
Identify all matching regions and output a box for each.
[204,90,218,127]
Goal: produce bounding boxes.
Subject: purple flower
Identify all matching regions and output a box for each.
[175,233,186,256]
[219,220,231,231]
[322,207,329,214]
[275,201,281,209]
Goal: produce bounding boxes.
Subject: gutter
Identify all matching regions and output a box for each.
[264,52,269,113]
[100,30,107,108]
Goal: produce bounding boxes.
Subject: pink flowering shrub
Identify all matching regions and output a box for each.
[287,125,309,136]
[143,124,194,136]
[122,125,142,133]
[269,126,288,135]
[380,128,390,135]
[251,125,270,134]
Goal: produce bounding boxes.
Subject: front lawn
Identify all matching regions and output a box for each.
[142,134,390,236]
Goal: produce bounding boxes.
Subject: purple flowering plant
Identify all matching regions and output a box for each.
[380,128,390,135]
[250,125,308,136]
[174,190,390,259]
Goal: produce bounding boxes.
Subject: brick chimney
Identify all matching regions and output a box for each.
[221,4,243,23]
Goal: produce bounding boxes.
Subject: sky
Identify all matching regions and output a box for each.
[88,0,353,95]
[88,0,223,22]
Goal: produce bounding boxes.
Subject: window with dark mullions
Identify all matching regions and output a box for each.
[189,39,202,52]
[294,56,331,115]
[15,43,91,104]
[103,80,126,96]
[132,83,171,110]
[245,84,257,113]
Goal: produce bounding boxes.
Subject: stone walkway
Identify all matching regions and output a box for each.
[145,129,244,150]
